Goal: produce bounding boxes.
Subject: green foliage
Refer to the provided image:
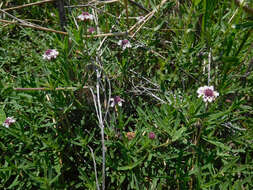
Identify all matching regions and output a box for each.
[0,0,253,189]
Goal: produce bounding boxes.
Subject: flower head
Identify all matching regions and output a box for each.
[77,12,94,21]
[42,49,59,60]
[197,86,219,103]
[117,39,131,50]
[149,132,156,139]
[110,96,125,107]
[87,27,95,34]
[126,131,135,140]
[2,117,16,128]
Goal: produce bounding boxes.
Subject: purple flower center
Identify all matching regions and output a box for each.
[149,132,155,139]
[114,96,121,103]
[82,12,89,16]
[4,119,11,125]
[4,118,14,126]
[122,40,129,45]
[88,27,95,33]
[45,49,52,55]
[204,89,214,97]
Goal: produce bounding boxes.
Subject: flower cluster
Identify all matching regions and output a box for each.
[110,96,125,107]
[118,39,132,50]
[42,49,59,61]
[77,12,94,21]
[126,131,135,140]
[197,86,219,103]
[87,27,95,34]
[149,132,156,139]
[2,117,16,128]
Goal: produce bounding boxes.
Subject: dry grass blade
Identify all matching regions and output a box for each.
[3,0,55,11]
[129,0,168,37]
[234,0,253,15]
[0,19,68,35]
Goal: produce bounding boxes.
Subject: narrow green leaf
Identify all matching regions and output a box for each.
[0,108,6,125]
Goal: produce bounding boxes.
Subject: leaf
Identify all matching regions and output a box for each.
[0,108,6,125]
[232,21,253,30]
[117,154,147,171]
[172,127,187,142]
[153,21,165,31]
[203,138,231,151]
[193,0,202,6]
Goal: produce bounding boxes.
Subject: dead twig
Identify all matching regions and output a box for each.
[64,0,119,8]
[84,31,128,38]
[129,0,168,37]
[0,18,129,37]
[88,146,100,190]
[0,19,68,35]
[13,87,89,91]
[234,0,253,15]
[3,0,55,11]
[128,0,150,13]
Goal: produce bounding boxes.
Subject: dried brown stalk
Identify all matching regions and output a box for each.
[234,0,253,15]
[13,87,89,91]
[3,0,55,11]
[129,0,168,37]
[0,19,68,35]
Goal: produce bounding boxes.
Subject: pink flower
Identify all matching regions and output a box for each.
[87,27,95,34]
[77,12,94,21]
[3,117,16,128]
[117,39,131,50]
[197,86,219,103]
[42,49,59,60]
[149,132,156,139]
[110,96,125,107]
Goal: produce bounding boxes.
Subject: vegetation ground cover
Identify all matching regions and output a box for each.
[0,0,253,189]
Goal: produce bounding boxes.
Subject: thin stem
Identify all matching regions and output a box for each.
[208,49,212,86]
[88,146,100,190]
[3,0,55,11]
[13,87,89,91]
[0,19,68,35]
[96,62,106,190]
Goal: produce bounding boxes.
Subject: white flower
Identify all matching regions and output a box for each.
[110,96,125,107]
[2,117,16,128]
[197,86,219,103]
[42,49,59,60]
[117,39,132,50]
[77,12,94,21]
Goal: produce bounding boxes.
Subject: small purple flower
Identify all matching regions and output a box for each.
[117,39,131,50]
[77,12,94,21]
[149,132,156,139]
[2,117,16,128]
[87,27,95,34]
[42,49,59,60]
[197,86,219,103]
[110,96,125,107]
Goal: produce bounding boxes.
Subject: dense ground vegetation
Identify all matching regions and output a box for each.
[0,0,253,189]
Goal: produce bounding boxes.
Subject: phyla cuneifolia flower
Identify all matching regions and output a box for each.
[2,117,16,128]
[77,12,94,21]
[42,49,59,60]
[117,39,132,50]
[149,132,156,139]
[110,96,125,107]
[197,86,219,103]
[87,27,95,34]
